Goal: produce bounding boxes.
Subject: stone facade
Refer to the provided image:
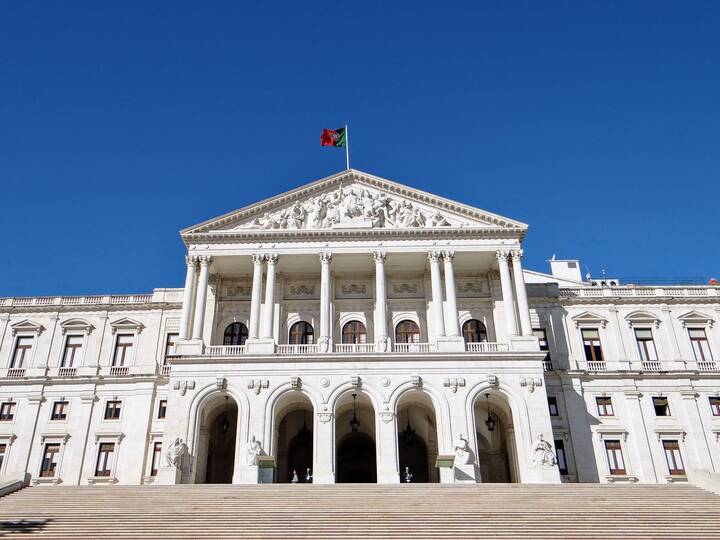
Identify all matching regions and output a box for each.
[0,169,718,486]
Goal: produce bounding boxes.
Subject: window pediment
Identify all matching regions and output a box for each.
[60,318,95,335]
[625,311,661,329]
[572,311,608,329]
[109,317,144,334]
[10,319,45,336]
[678,311,714,328]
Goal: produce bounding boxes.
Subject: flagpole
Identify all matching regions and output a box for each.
[345,124,350,170]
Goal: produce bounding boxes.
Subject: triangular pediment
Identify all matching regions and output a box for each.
[571,311,608,328]
[10,319,45,336]
[181,169,527,239]
[677,310,715,328]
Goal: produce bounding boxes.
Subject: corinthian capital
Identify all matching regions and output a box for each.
[427,251,442,263]
[495,250,510,262]
[265,253,279,265]
[373,251,386,264]
[510,249,524,261]
[185,255,198,268]
[198,255,212,266]
[442,250,455,261]
[319,252,332,264]
[251,253,264,265]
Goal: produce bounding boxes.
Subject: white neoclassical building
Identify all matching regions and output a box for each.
[1,169,719,487]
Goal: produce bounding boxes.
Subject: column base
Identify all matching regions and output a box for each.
[509,335,540,352]
[435,336,466,353]
[245,338,276,355]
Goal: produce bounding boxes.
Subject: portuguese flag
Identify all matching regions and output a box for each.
[320,127,347,147]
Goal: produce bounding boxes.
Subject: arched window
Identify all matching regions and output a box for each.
[289,321,314,345]
[462,319,488,343]
[395,320,421,344]
[223,322,249,345]
[342,321,367,344]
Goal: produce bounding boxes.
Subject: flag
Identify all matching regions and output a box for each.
[320,127,347,147]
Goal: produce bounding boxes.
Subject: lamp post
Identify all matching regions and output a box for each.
[350,393,360,432]
[485,393,495,432]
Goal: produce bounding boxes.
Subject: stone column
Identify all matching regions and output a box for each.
[496,250,518,337]
[179,256,197,340]
[319,252,332,352]
[191,256,212,340]
[248,254,264,340]
[442,251,460,337]
[510,249,533,336]
[377,411,400,483]
[428,252,446,338]
[622,392,659,483]
[373,252,389,351]
[261,254,278,339]
[679,391,715,471]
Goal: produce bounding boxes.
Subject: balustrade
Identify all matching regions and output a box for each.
[465,342,509,353]
[334,343,376,354]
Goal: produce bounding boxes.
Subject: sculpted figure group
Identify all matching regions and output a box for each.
[241,186,454,230]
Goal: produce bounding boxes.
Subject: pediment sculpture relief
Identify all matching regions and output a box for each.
[236,186,459,231]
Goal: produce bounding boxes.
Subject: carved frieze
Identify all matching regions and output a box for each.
[456,277,489,297]
[284,282,319,300]
[221,279,252,300]
[337,281,371,299]
[388,279,424,298]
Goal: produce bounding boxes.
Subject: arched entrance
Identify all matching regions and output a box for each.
[196,393,238,484]
[335,392,377,483]
[397,390,439,483]
[274,393,314,483]
[473,392,519,483]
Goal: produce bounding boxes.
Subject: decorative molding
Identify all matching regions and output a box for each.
[109,317,145,334]
[351,375,362,388]
[625,311,662,329]
[247,379,269,395]
[173,380,195,396]
[678,310,715,328]
[443,377,466,393]
[10,319,45,336]
[572,311,609,329]
[59,318,95,335]
[216,377,227,390]
[519,377,543,393]
[290,376,302,390]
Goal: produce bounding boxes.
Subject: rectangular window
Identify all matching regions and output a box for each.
[164,333,178,362]
[689,329,713,362]
[548,396,559,416]
[596,397,614,417]
[150,442,162,476]
[554,439,568,475]
[0,443,6,472]
[533,329,551,362]
[51,401,69,421]
[40,443,61,477]
[0,402,16,421]
[604,440,626,475]
[157,399,167,419]
[582,329,604,362]
[663,440,685,476]
[653,397,670,417]
[61,335,83,367]
[11,336,34,368]
[104,400,122,420]
[112,334,134,367]
[634,328,658,362]
[710,397,720,417]
[95,442,115,477]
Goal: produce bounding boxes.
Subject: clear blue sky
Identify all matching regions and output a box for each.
[2,2,719,296]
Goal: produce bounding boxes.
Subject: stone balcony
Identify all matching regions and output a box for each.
[575,359,718,373]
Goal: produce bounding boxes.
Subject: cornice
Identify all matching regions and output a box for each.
[0,302,182,316]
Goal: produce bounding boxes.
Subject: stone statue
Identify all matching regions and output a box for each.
[166,437,186,469]
[531,434,557,468]
[305,468,312,483]
[454,433,473,465]
[246,435,264,465]
[291,470,299,483]
[404,466,413,483]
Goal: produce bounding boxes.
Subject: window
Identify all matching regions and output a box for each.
[596,397,614,417]
[341,321,367,344]
[61,335,83,367]
[0,402,16,421]
[548,396,559,416]
[604,440,626,475]
[689,328,713,362]
[164,333,179,359]
[51,401,69,421]
[158,399,167,419]
[395,320,421,344]
[710,397,720,417]
[150,442,162,476]
[223,323,248,346]
[652,397,670,417]
[533,328,550,361]
[112,334,134,366]
[289,322,314,345]
[95,442,115,477]
[554,439,568,475]
[104,400,122,420]
[462,320,488,343]
[582,329,604,362]
[10,336,33,368]
[663,440,685,476]
[0,443,6,472]
[40,443,61,477]
[634,328,658,362]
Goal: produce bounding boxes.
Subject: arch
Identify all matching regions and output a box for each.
[387,381,452,454]
[394,320,421,343]
[194,393,239,483]
[342,320,367,344]
[472,393,517,482]
[272,392,314,483]
[335,391,377,483]
[289,321,315,344]
[396,390,440,483]
[223,322,249,345]
[462,319,488,343]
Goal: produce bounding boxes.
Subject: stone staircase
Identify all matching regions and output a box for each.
[0,483,718,538]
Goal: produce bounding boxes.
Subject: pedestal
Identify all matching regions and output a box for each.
[174,339,203,356]
[435,455,455,484]
[435,336,466,353]
[245,338,276,355]
[509,335,540,352]
[155,465,182,485]
[453,463,478,483]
